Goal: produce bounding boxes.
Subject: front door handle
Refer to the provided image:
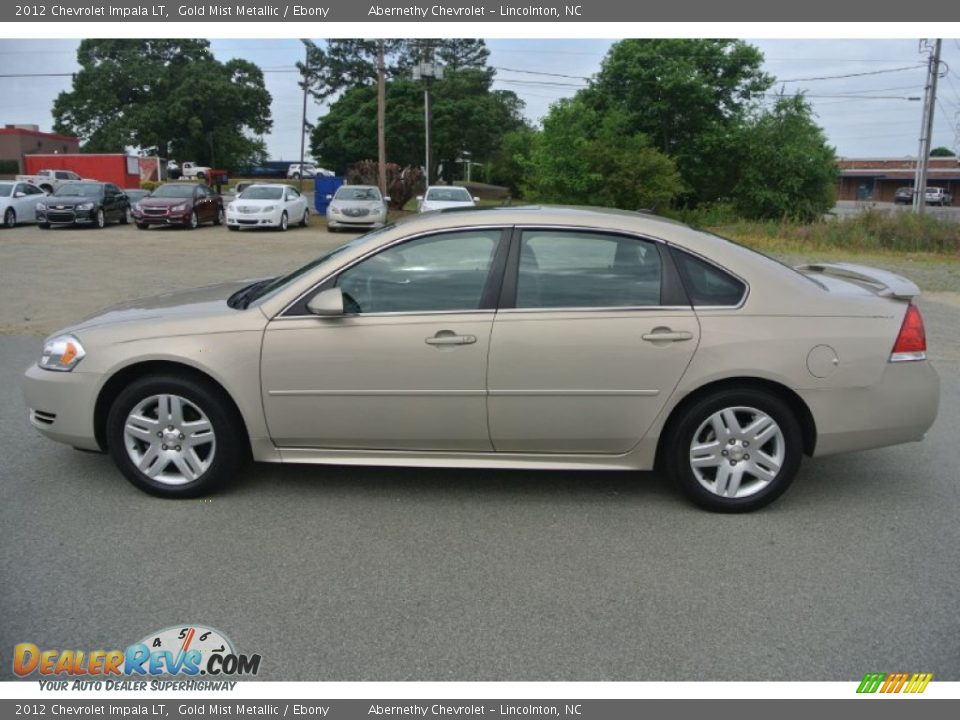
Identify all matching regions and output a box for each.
[425,330,477,346]
[642,328,694,343]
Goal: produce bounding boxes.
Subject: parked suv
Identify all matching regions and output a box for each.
[36,182,130,229]
[924,187,953,206]
[133,183,224,229]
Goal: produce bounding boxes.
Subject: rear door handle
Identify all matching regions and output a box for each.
[425,331,477,346]
[642,329,693,343]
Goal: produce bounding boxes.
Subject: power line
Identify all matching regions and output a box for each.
[492,66,590,81]
[777,65,926,83]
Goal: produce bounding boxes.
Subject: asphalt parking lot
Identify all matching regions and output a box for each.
[1,223,959,681]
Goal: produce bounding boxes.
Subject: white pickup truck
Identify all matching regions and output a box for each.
[15,169,84,194]
[168,161,211,180]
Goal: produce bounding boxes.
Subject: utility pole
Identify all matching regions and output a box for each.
[913,39,942,214]
[377,39,387,197]
[413,41,442,186]
[298,40,309,194]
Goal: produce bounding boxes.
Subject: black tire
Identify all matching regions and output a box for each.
[3,208,15,228]
[300,208,309,227]
[214,206,224,225]
[279,211,288,232]
[666,388,803,513]
[38,223,50,229]
[187,211,198,230]
[106,374,243,498]
[40,185,53,194]
[136,223,149,230]
[95,208,105,229]
[228,225,239,232]
[120,208,130,225]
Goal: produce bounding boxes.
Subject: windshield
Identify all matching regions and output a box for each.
[54,183,102,197]
[240,227,394,307]
[240,186,284,200]
[0,183,12,197]
[425,187,472,202]
[334,187,381,201]
[151,184,197,199]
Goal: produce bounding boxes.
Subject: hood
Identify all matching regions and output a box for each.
[421,200,475,211]
[66,279,262,333]
[139,196,193,208]
[46,195,102,206]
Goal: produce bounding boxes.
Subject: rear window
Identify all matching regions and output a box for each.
[671,249,746,307]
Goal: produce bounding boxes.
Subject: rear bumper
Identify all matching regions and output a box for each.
[22,363,102,451]
[803,360,940,457]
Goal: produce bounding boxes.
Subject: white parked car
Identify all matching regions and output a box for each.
[226,184,309,232]
[1,181,47,227]
[417,186,479,213]
[288,163,334,179]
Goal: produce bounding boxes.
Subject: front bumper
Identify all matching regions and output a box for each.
[226,210,282,228]
[22,363,102,451]
[326,213,386,230]
[37,208,97,225]
[134,210,192,226]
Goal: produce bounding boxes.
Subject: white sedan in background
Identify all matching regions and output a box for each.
[1,181,47,228]
[226,184,309,232]
[417,186,479,213]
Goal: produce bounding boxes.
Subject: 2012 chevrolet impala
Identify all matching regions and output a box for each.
[22,207,939,511]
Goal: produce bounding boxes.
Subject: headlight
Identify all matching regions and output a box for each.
[76,202,95,211]
[171,203,187,212]
[39,334,86,372]
[261,205,276,213]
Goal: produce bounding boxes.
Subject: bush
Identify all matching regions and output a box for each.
[0,159,19,175]
[141,180,160,191]
[347,160,424,210]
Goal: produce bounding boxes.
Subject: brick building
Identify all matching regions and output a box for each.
[0,124,80,173]
[837,156,960,202]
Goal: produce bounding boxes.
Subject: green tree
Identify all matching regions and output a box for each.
[311,69,526,180]
[52,40,272,169]
[586,39,773,203]
[524,98,682,211]
[486,128,537,196]
[930,146,956,157]
[729,94,837,222]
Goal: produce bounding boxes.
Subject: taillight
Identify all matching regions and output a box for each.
[890,303,927,362]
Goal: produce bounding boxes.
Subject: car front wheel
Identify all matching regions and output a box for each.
[4,208,15,228]
[279,211,288,232]
[95,209,105,229]
[106,375,243,498]
[188,211,198,229]
[666,388,802,512]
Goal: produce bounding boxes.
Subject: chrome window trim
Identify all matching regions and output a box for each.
[271,309,497,322]
[274,225,513,319]
[497,305,694,315]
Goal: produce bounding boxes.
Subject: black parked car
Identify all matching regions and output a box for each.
[37,181,130,229]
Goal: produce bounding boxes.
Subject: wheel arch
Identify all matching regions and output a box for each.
[654,376,817,469]
[93,360,251,458]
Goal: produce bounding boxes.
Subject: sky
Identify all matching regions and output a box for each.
[0,38,958,161]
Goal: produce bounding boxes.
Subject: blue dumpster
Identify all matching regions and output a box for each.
[314,176,345,216]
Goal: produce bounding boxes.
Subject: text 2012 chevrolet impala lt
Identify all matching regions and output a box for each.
[22,207,939,511]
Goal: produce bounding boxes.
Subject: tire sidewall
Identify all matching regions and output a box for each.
[189,211,198,229]
[279,211,288,231]
[4,209,15,228]
[106,375,241,498]
[668,389,803,512]
[300,208,309,227]
[96,209,105,229]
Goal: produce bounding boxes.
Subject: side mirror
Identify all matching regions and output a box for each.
[416,195,423,201]
[383,196,391,203]
[306,288,345,316]
[14,191,25,198]
[325,194,333,201]
[473,196,480,202]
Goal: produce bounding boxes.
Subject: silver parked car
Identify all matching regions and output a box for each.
[325,185,389,231]
[22,207,939,511]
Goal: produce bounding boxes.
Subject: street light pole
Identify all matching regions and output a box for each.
[377,39,387,197]
[298,40,309,194]
[413,43,442,187]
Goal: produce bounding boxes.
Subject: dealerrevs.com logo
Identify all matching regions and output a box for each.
[13,625,261,682]
[857,672,933,694]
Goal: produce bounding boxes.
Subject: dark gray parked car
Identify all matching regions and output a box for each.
[37,181,131,229]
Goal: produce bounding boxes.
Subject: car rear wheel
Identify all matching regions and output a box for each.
[106,375,242,498]
[300,208,309,227]
[279,211,288,232]
[666,388,802,512]
[3,209,15,228]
